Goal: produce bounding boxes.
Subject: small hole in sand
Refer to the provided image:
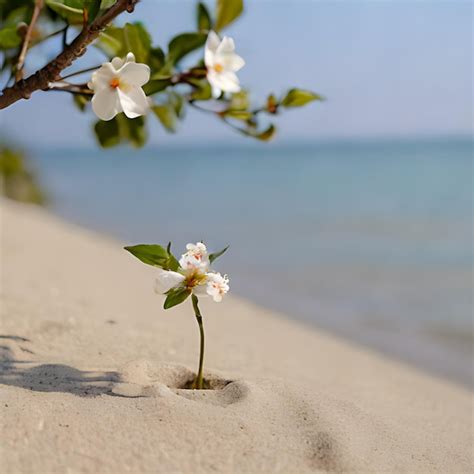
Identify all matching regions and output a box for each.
[177,375,232,391]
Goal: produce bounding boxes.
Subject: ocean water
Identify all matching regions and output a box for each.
[30,138,473,386]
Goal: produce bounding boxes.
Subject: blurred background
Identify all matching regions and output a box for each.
[1,0,472,386]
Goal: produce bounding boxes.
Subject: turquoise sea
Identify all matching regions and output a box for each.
[30,138,473,386]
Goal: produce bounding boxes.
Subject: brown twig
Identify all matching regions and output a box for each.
[0,0,139,110]
[61,65,102,80]
[48,81,94,95]
[15,0,44,82]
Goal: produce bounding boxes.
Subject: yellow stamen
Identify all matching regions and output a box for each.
[214,63,224,73]
[109,78,120,89]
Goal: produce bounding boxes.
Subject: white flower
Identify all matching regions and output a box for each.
[179,242,209,272]
[88,52,150,121]
[204,31,245,98]
[153,243,229,303]
[154,269,185,294]
[205,272,230,302]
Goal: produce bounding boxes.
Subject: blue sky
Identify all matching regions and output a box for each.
[1,0,472,147]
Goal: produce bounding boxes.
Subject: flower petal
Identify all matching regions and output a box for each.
[205,30,220,66]
[120,62,151,87]
[211,84,221,99]
[205,272,229,302]
[111,57,124,70]
[91,88,121,121]
[220,53,245,72]
[118,86,149,119]
[216,36,235,55]
[88,63,115,91]
[193,284,208,296]
[208,70,240,94]
[154,269,185,294]
[124,52,136,63]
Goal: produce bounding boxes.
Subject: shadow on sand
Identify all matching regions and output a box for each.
[0,335,118,397]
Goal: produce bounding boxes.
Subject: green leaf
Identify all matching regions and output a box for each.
[123,22,151,63]
[0,27,21,49]
[100,0,116,8]
[149,46,165,72]
[281,89,323,108]
[209,245,229,263]
[167,250,179,272]
[96,23,151,63]
[124,116,147,148]
[167,32,207,65]
[229,90,249,111]
[94,118,120,148]
[215,0,243,31]
[266,94,278,114]
[188,79,212,100]
[152,104,177,133]
[164,287,192,309]
[124,244,170,267]
[0,7,28,49]
[85,0,101,23]
[197,2,212,31]
[96,30,122,56]
[94,114,147,148]
[169,91,185,119]
[255,124,276,141]
[143,78,172,95]
[45,0,84,24]
[223,110,252,120]
[72,94,90,111]
[46,0,114,24]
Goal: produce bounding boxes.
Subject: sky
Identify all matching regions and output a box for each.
[1,0,472,147]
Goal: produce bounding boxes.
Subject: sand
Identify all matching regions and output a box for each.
[0,199,472,473]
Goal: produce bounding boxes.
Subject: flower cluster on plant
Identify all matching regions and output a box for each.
[0,0,323,147]
[125,241,229,308]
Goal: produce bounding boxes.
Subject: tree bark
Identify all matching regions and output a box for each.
[0,0,139,110]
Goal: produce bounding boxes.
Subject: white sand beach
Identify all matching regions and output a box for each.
[0,199,472,473]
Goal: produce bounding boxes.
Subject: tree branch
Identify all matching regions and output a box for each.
[15,0,44,82]
[0,0,139,110]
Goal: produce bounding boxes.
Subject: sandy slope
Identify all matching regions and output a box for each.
[0,199,472,473]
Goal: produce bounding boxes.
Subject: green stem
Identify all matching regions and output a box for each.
[191,294,205,390]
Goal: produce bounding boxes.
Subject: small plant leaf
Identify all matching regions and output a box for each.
[123,115,147,148]
[85,0,101,23]
[215,0,243,32]
[167,32,207,65]
[255,124,276,141]
[209,245,229,263]
[73,94,90,111]
[281,89,323,108]
[223,110,253,120]
[164,243,180,271]
[124,244,170,267]
[266,94,279,114]
[143,78,172,96]
[94,117,120,148]
[197,2,212,31]
[45,0,84,24]
[164,287,192,309]
[152,104,177,133]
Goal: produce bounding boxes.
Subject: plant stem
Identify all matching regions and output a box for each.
[15,0,44,82]
[191,294,205,390]
[61,65,101,80]
[48,81,93,95]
